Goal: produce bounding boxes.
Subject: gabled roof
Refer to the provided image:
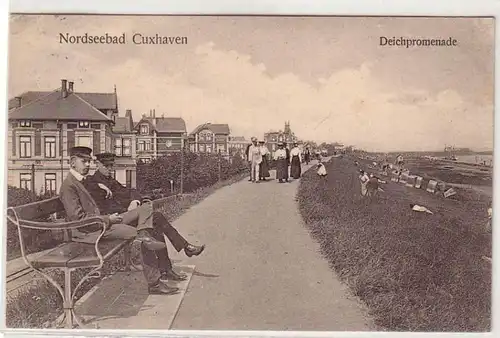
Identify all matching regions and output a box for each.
[189,123,230,136]
[134,117,186,133]
[9,90,117,111]
[8,90,113,122]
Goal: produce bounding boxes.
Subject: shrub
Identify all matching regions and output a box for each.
[136,151,247,194]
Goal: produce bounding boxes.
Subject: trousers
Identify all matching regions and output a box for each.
[251,161,260,181]
[72,202,188,286]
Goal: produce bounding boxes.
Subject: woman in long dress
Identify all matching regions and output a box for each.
[289,142,302,179]
[274,142,288,183]
[258,141,270,181]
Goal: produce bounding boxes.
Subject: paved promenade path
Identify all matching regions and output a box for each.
[169,162,373,331]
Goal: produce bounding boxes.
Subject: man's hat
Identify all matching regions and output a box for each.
[251,137,257,142]
[258,140,265,144]
[69,146,92,160]
[277,142,284,146]
[95,152,116,165]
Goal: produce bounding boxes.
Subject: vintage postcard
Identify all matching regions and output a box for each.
[3,13,494,334]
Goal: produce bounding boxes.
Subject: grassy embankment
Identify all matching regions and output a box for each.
[297,156,491,331]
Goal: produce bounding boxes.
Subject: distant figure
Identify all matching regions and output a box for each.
[258,140,270,181]
[290,142,302,179]
[317,161,327,178]
[248,137,262,183]
[274,142,289,183]
[359,169,370,196]
[304,147,311,164]
[366,174,380,197]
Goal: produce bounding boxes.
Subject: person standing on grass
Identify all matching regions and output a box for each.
[274,142,289,183]
[290,142,302,179]
[359,169,370,197]
[245,143,252,181]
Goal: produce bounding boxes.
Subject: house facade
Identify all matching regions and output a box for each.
[129,109,187,163]
[7,79,137,193]
[263,121,299,156]
[188,123,230,155]
[228,136,248,159]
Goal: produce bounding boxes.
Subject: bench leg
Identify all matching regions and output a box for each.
[64,268,74,329]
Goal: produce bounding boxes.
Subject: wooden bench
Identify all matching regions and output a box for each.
[6,197,138,329]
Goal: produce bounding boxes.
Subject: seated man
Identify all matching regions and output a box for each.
[86,152,205,281]
[59,147,177,295]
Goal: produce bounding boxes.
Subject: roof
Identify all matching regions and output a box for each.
[9,90,117,111]
[113,116,133,133]
[190,123,230,136]
[8,90,112,122]
[134,117,186,133]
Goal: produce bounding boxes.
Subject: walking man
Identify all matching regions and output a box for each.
[248,137,262,183]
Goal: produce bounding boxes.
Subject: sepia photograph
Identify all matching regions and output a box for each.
[3,13,494,333]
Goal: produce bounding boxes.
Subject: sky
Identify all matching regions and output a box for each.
[8,15,494,152]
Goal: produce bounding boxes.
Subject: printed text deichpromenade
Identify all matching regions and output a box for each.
[380,36,458,48]
[59,33,188,45]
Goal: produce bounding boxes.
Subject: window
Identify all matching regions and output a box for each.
[123,138,131,156]
[278,136,283,142]
[114,138,122,156]
[44,136,56,158]
[45,173,57,194]
[20,136,31,158]
[199,144,206,152]
[76,136,92,148]
[138,140,151,152]
[67,123,78,129]
[91,123,101,130]
[206,145,212,153]
[216,144,225,153]
[78,121,90,128]
[20,120,31,128]
[20,173,31,190]
[140,124,149,135]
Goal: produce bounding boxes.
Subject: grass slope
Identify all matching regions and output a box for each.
[297,156,491,332]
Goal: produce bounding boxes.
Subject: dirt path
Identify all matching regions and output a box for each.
[168,163,373,331]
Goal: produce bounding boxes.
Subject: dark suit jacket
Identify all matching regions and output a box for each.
[87,170,142,215]
[285,148,290,163]
[59,172,110,232]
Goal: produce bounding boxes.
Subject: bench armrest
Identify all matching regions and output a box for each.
[7,208,107,231]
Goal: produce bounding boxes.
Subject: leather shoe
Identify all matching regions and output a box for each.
[148,282,179,295]
[161,269,188,282]
[184,244,205,257]
[135,230,166,251]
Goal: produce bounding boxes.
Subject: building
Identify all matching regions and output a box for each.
[131,109,187,163]
[263,121,299,156]
[228,136,248,159]
[188,123,230,155]
[7,79,130,193]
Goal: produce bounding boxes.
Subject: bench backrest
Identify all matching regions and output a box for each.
[10,197,65,220]
[9,196,71,242]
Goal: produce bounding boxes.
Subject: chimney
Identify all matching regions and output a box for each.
[15,96,22,107]
[61,79,68,98]
[125,109,132,118]
[152,109,156,118]
[68,81,74,93]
